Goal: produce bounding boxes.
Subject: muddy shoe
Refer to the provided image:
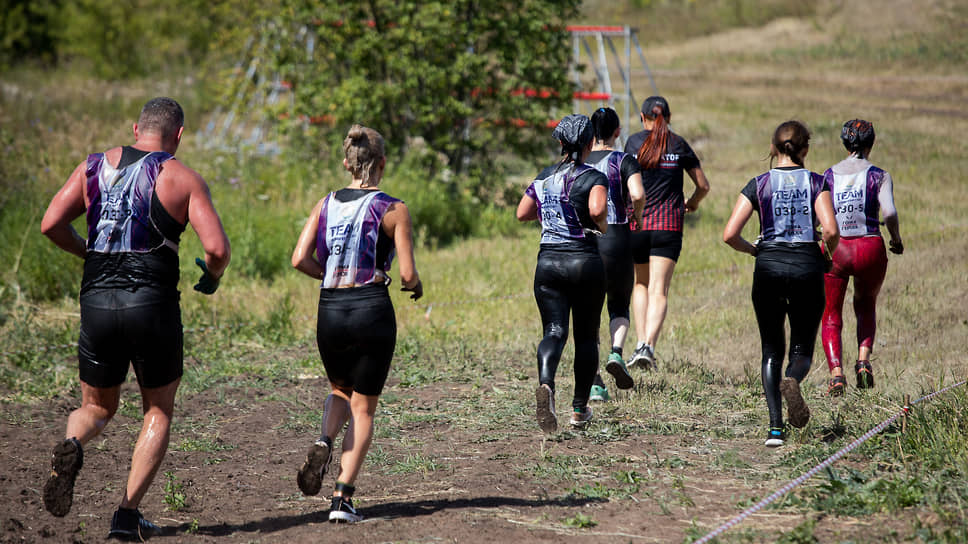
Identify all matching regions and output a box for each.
[764,427,785,447]
[107,507,160,541]
[535,384,557,433]
[605,352,634,390]
[569,406,593,429]
[297,437,333,496]
[780,377,811,428]
[828,375,847,397]
[855,361,875,389]
[43,437,83,517]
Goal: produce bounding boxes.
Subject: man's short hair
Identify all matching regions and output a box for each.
[138,97,184,140]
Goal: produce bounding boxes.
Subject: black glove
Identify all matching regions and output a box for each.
[889,239,904,255]
[401,279,423,301]
[193,257,220,294]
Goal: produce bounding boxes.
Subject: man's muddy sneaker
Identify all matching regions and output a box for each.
[828,375,847,397]
[764,427,785,447]
[569,406,593,428]
[535,384,557,433]
[605,352,634,390]
[780,377,811,428]
[627,344,655,371]
[107,507,160,541]
[297,437,333,496]
[589,384,609,402]
[855,360,875,389]
[329,495,363,523]
[43,437,83,517]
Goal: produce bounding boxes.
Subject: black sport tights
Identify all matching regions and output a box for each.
[752,269,824,428]
[534,249,606,411]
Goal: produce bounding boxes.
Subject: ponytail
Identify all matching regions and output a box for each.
[637,106,669,170]
[770,120,810,167]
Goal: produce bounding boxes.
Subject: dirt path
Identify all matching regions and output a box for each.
[1,373,928,544]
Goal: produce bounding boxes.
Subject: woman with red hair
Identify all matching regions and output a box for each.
[623,96,710,370]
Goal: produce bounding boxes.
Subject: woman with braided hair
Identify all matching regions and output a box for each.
[291,124,422,523]
[723,120,839,447]
[821,119,903,395]
[623,96,710,370]
[517,113,609,432]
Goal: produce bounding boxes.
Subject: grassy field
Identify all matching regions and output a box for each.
[2,0,967,542]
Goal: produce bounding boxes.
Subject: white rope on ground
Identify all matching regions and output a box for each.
[690,379,968,544]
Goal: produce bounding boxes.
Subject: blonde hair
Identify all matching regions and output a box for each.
[343,124,385,186]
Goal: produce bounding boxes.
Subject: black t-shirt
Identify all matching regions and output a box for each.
[623,130,700,231]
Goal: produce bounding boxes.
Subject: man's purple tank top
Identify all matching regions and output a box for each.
[85,151,176,253]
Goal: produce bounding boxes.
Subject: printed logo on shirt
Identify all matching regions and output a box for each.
[659,153,679,168]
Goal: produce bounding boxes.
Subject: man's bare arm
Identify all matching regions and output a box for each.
[41,161,88,258]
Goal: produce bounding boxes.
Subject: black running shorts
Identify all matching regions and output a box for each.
[630,229,683,263]
[316,283,396,396]
[78,288,183,389]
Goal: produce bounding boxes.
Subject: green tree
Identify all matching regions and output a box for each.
[246,0,580,193]
[0,0,59,68]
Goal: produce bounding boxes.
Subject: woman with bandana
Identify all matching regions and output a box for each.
[517,114,609,433]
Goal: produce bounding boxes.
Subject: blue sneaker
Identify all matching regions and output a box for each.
[589,384,609,402]
[605,352,634,389]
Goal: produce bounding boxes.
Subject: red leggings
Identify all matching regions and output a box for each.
[821,236,888,370]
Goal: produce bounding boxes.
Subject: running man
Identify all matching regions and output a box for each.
[723,120,838,447]
[40,97,231,539]
[623,96,710,370]
[291,124,422,523]
[517,114,608,432]
[587,107,644,401]
[821,119,903,395]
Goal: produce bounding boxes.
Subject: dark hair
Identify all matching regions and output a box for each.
[637,102,670,170]
[137,97,184,140]
[590,107,620,143]
[770,120,811,167]
[841,119,875,155]
[343,124,385,186]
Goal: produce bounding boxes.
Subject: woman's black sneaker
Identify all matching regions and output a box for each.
[329,495,362,523]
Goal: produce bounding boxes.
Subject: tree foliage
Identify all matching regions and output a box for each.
[250,0,580,192]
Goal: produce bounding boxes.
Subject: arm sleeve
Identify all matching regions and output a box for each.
[677,137,700,170]
[620,154,641,180]
[878,170,897,219]
[524,182,537,201]
[740,178,759,212]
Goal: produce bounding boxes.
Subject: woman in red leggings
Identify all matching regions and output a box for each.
[821,119,903,396]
